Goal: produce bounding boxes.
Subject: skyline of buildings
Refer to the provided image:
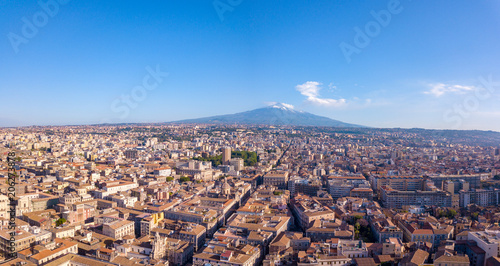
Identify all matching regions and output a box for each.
[0,124,499,265]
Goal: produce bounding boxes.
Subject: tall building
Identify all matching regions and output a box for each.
[222,147,231,165]
[443,180,462,208]
[124,149,138,159]
[459,188,500,208]
[229,158,244,171]
[443,180,470,194]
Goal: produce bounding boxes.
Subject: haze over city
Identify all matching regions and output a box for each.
[1,1,500,130]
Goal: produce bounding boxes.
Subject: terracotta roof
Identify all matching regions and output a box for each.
[402,249,429,266]
[355,258,377,266]
[435,254,470,263]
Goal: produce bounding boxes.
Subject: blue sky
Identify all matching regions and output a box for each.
[1,0,500,130]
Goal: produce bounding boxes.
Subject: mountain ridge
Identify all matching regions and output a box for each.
[173,103,364,127]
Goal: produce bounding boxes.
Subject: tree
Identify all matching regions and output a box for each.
[354,223,360,239]
[56,218,66,226]
[355,222,360,230]
[192,155,223,166]
[447,209,458,218]
[179,176,191,183]
[231,151,259,166]
[166,176,174,182]
[494,175,500,180]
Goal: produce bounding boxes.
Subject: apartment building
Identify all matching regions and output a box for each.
[178,224,206,252]
[288,177,322,197]
[48,226,75,239]
[338,239,369,258]
[193,238,262,266]
[153,167,172,176]
[226,214,290,238]
[350,188,374,200]
[124,149,138,159]
[468,231,500,262]
[380,186,452,208]
[263,172,289,189]
[28,238,78,265]
[164,206,221,236]
[139,212,164,237]
[59,193,82,206]
[291,194,335,230]
[103,181,138,194]
[459,189,500,208]
[430,175,481,190]
[61,203,95,225]
[229,158,244,171]
[176,160,214,181]
[370,175,424,192]
[165,237,194,266]
[329,179,356,199]
[370,218,403,243]
[0,229,36,257]
[102,220,134,240]
[398,220,453,249]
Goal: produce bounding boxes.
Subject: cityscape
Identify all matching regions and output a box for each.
[2,1,500,266]
[1,124,500,266]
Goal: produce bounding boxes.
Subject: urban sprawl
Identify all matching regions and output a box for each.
[1,125,500,266]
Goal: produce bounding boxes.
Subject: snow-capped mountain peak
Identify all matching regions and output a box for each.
[269,102,296,112]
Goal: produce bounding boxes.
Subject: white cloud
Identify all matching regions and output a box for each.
[307,97,347,106]
[424,83,475,97]
[296,81,322,98]
[296,81,347,107]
